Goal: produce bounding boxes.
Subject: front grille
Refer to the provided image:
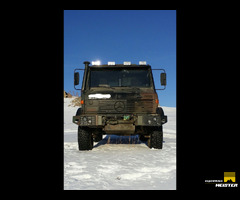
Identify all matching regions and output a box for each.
[99,99,154,113]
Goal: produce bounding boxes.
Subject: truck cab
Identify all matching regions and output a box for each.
[73,61,167,150]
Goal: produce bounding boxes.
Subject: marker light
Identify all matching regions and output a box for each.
[123,61,131,65]
[108,61,115,65]
[92,60,101,65]
[139,61,147,65]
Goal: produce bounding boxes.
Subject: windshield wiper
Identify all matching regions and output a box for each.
[113,86,141,91]
[90,85,114,90]
[98,84,112,88]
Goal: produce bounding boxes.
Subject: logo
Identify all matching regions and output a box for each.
[205,172,238,188]
[224,172,235,183]
[114,101,125,112]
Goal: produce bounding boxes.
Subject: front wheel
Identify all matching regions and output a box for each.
[78,127,93,150]
[147,128,163,149]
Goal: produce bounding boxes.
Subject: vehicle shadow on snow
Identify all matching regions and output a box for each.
[94,135,145,148]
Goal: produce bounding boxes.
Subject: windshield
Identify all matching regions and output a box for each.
[89,68,152,88]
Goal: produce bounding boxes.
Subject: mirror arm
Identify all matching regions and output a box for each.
[152,69,166,73]
[155,85,166,90]
[74,84,81,91]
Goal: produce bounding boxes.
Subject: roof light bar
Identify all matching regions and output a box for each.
[123,61,131,65]
[92,60,101,65]
[139,61,147,65]
[108,61,115,65]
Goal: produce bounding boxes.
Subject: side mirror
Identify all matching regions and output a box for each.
[74,72,79,85]
[160,73,167,86]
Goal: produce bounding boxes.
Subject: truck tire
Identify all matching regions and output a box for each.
[78,127,93,150]
[148,127,163,149]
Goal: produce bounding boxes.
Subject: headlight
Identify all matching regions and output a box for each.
[80,116,95,125]
[92,60,101,65]
[108,61,115,65]
[145,115,161,125]
[139,61,147,65]
[123,61,131,65]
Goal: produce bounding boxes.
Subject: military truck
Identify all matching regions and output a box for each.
[72,61,167,150]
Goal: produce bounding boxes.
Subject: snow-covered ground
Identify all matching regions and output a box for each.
[64,97,176,190]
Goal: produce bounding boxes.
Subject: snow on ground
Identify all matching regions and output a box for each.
[64,97,176,190]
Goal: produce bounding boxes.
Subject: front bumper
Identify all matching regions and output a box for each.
[73,114,167,127]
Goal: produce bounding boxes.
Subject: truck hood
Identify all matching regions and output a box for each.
[83,89,158,114]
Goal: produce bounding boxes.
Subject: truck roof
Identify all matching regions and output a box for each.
[90,64,151,68]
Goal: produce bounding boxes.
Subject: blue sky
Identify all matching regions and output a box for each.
[64,10,176,107]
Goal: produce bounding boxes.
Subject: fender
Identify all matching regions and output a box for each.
[156,107,168,124]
